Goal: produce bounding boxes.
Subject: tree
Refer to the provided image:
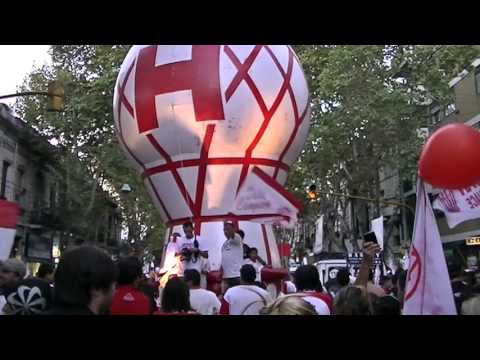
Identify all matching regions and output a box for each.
[15,45,166,256]
[289,45,480,258]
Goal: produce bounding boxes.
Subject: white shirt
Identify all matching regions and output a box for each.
[189,288,221,315]
[221,234,243,279]
[302,296,331,315]
[243,258,263,282]
[224,285,273,315]
[175,235,207,276]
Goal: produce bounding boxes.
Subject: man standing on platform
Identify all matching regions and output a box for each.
[221,221,244,293]
[175,221,208,283]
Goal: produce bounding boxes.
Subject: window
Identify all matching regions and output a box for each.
[0,161,10,199]
[475,67,480,95]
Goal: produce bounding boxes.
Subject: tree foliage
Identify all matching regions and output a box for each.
[289,45,480,254]
[15,45,165,255]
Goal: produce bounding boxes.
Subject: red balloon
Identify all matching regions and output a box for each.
[419,123,480,189]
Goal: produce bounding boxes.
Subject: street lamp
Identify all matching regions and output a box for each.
[0,81,65,112]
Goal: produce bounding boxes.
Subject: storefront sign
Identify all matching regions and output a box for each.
[466,236,480,246]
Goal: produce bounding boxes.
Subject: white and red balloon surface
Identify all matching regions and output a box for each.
[113,45,311,272]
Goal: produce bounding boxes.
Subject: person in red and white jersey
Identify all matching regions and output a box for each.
[220,264,273,315]
[293,265,333,315]
[243,247,267,283]
[110,257,152,315]
[175,221,208,280]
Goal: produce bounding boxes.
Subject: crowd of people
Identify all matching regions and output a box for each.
[1,220,480,315]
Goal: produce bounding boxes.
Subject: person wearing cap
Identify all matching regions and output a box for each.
[220,221,244,293]
[0,259,27,293]
[0,259,27,315]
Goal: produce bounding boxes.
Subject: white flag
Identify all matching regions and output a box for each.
[233,166,303,228]
[403,180,456,315]
[313,215,324,254]
[433,185,480,228]
[0,200,20,261]
[371,216,384,249]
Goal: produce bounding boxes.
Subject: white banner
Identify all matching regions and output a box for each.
[313,215,324,254]
[403,180,457,315]
[433,185,480,228]
[233,167,302,228]
[371,216,384,249]
[0,200,20,261]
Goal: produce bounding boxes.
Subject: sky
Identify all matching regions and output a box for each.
[0,45,51,108]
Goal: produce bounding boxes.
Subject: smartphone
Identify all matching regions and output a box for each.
[363,231,378,244]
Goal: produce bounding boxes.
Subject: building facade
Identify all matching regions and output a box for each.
[0,103,121,264]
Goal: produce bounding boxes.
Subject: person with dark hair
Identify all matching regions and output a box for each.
[449,261,472,314]
[237,229,250,259]
[244,247,267,283]
[36,263,55,284]
[110,257,152,315]
[220,264,272,315]
[221,221,244,293]
[381,275,395,296]
[293,265,332,315]
[372,295,401,315]
[394,269,407,310]
[155,276,198,315]
[175,221,208,281]
[184,269,221,315]
[0,259,26,293]
[334,240,381,315]
[47,246,117,315]
[325,267,349,298]
[336,268,351,288]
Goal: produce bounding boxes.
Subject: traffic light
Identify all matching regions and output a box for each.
[47,81,65,112]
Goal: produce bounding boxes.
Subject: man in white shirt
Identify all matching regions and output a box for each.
[184,269,221,315]
[175,221,208,281]
[221,221,244,293]
[220,264,273,315]
[243,247,267,283]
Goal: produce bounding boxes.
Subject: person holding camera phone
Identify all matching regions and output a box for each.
[175,221,208,284]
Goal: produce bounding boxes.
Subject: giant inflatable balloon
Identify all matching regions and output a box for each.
[113,45,311,289]
[419,123,480,189]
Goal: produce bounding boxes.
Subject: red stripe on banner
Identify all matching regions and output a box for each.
[251,166,304,211]
[142,157,289,179]
[0,200,20,229]
[261,224,272,266]
[194,125,216,216]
